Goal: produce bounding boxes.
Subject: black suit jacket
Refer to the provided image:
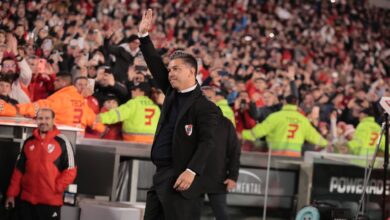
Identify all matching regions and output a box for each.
[203,115,241,193]
[139,36,220,199]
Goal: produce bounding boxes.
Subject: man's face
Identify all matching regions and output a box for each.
[74,78,88,93]
[0,81,11,96]
[53,77,65,91]
[129,39,140,51]
[254,79,267,91]
[201,88,215,101]
[134,73,145,84]
[263,92,276,106]
[15,26,24,36]
[167,59,194,91]
[2,60,16,73]
[103,99,118,110]
[36,110,54,134]
[239,92,249,100]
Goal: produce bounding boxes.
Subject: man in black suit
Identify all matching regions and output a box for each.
[138,9,220,220]
[203,115,240,220]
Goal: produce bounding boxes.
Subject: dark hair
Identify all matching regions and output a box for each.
[0,74,15,84]
[37,108,55,119]
[169,50,198,75]
[131,82,151,97]
[361,105,375,117]
[285,95,298,105]
[56,71,73,85]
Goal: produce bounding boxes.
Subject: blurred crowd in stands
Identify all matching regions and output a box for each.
[0,0,389,155]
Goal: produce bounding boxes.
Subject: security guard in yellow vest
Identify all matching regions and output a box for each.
[202,86,236,127]
[347,107,384,156]
[242,95,328,157]
[98,82,161,143]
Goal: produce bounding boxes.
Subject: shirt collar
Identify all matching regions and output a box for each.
[282,104,298,111]
[179,84,197,93]
[362,116,375,122]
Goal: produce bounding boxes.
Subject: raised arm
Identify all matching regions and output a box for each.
[138,9,170,93]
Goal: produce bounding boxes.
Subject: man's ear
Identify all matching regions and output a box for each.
[190,67,196,77]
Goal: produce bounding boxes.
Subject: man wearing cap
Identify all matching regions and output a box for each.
[139,9,220,220]
[97,82,160,143]
[105,34,140,84]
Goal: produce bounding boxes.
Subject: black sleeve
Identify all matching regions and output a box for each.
[107,45,134,63]
[290,80,299,100]
[139,36,170,93]
[54,135,76,171]
[111,82,129,103]
[226,120,240,181]
[249,101,259,120]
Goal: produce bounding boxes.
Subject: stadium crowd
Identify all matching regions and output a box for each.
[0,0,389,156]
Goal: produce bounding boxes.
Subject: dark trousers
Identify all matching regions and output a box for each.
[144,167,202,220]
[208,193,229,220]
[18,200,61,220]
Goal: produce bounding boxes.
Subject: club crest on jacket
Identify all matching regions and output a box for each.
[48,144,55,153]
[185,124,193,136]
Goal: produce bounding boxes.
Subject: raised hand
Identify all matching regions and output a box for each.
[6,34,18,55]
[139,9,153,36]
[286,65,296,80]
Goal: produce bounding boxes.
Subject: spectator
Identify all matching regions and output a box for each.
[0,0,388,155]
[233,91,256,133]
[93,66,129,107]
[1,34,32,104]
[104,34,140,84]
[0,74,18,105]
[27,58,56,102]
[74,76,99,114]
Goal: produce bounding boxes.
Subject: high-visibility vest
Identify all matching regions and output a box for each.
[216,99,236,127]
[242,104,328,157]
[347,117,384,156]
[99,96,160,144]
